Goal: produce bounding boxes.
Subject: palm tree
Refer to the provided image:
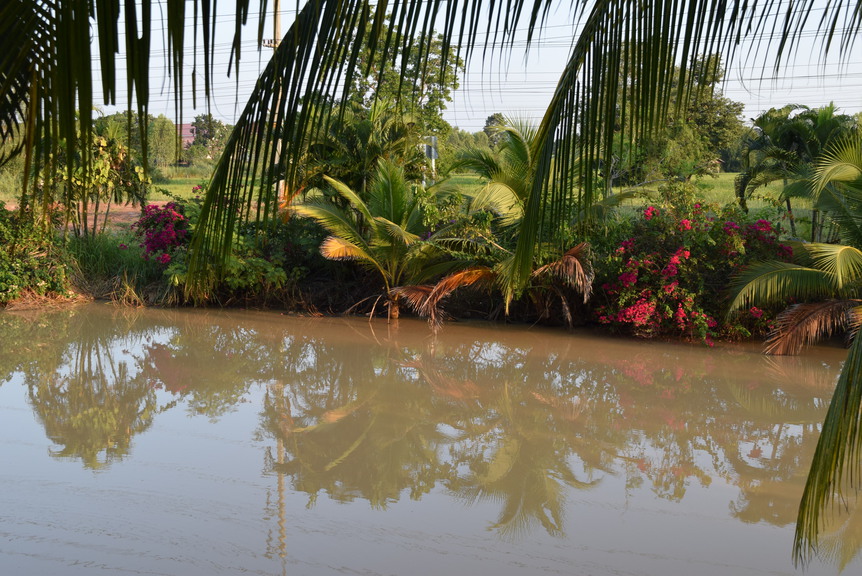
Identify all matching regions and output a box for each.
[6,0,862,562]
[301,99,427,199]
[729,135,862,563]
[735,104,856,239]
[289,159,458,319]
[393,120,595,326]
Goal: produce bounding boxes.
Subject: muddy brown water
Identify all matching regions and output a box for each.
[1,303,859,575]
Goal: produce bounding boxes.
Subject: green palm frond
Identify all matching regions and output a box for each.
[320,235,375,262]
[468,182,524,226]
[449,147,500,180]
[324,176,375,223]
[728,261,836,312]
[812,137,862,246]
[765,300,860,355]
[373,216,421,245]
[368,161,412,223]
[815,137,862,190]
[813,182,862,243]
[805,243,862,292]
[290,201,370,255]
[795,330,862,565]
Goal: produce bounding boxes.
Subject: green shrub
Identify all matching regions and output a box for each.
[0,204,72,303]
[131,186,328,305]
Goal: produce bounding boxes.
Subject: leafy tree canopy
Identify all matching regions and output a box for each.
[343,23,463,138]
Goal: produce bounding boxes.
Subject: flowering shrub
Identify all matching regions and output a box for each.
[593,182,792,344]
[132,202,190,265]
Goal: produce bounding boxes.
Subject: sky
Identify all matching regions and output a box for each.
[94,2,862,133]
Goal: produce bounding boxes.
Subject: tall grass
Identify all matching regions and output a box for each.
[65,231,163,301]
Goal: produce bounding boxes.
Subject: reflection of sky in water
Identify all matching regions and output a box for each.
[0,305,859,575]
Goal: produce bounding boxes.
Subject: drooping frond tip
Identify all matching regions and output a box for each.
[794,331,862,566]
[532,243,594,303]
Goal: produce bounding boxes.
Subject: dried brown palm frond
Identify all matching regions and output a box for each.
[532,243,594,303]
[847,306,862,343]
[392,284,441,321]
[395,266,496,329]
[765,300,861,355]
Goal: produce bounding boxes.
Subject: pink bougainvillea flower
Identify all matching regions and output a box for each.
[723,221,740,233]
[754,219,772,232]
[618,271,638,288]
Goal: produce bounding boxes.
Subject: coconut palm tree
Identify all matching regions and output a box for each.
[301,99,427,199]
[289,159,459,319]
[735,104,857,239]
[396,120,596,326]
[729,135,862,563]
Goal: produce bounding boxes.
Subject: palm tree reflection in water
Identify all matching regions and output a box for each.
[3,307,859,565]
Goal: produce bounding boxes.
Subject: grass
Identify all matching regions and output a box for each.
[149,178,201,201]
[65,231,164,300]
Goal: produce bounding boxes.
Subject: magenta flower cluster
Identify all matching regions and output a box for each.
[132,202,190,265]
[595,201,791,345]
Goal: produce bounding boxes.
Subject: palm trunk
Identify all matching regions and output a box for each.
[92,195,101,236]
[810,209,819,242]
[786,198,796,237]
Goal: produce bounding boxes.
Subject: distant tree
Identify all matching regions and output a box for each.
[148,115,177,168]
[438,127,492,174]
[95,111,149,163]
[345,24,463,139]
[483,113,506,149]
[190,114,231,160]
[610,54,746,185]
[735,103,857,238]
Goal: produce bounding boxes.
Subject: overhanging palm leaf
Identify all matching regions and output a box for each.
[728,260,837,312]
[730,236,862,560]
[765,300,861,355]
[183,1,862,298]
[795,330,862,565]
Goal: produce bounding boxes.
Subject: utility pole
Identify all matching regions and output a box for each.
[262,1,284,201]
[263,0,281,50]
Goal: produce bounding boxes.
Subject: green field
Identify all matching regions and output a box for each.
[149,178,203,201]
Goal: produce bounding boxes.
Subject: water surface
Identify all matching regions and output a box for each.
[0,303,859,575]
